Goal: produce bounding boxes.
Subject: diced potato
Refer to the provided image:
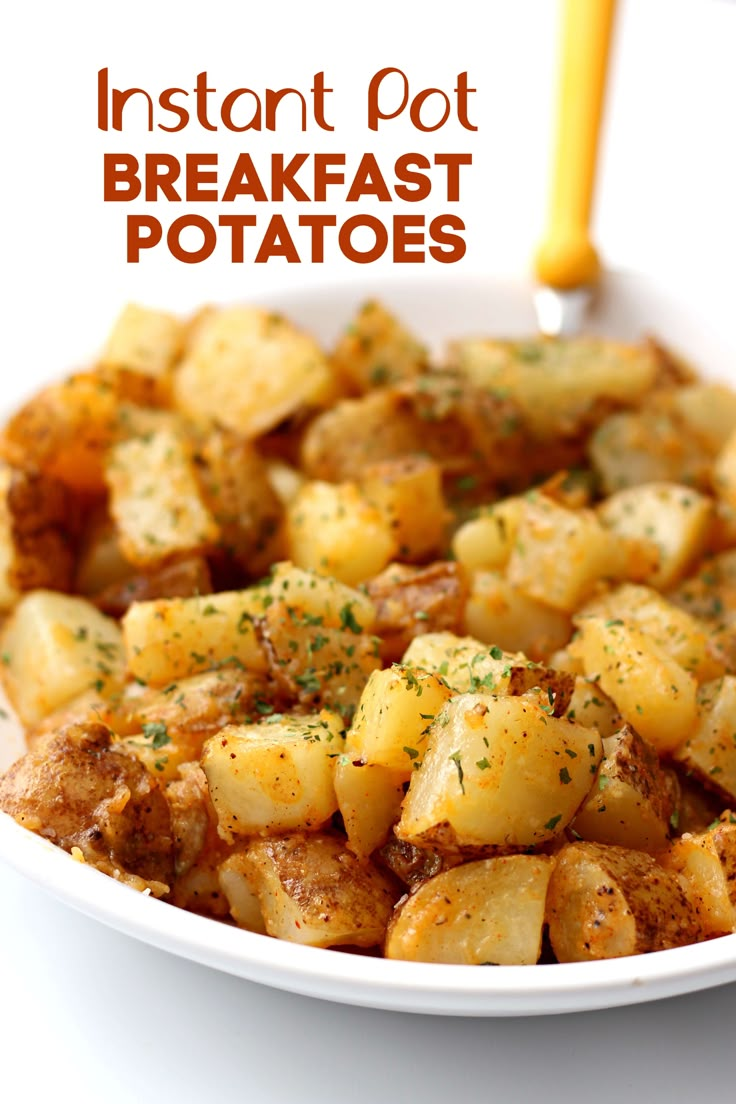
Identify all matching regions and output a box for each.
[565,677,622,737]
[660,834,736,936]
[571,724,674,852]
[359,456,446,562]
[674,677,736,802]
[547,842,702,961]
[92,556,213,619]
[330,300,426,393]
[570,616,698,755]
[451,498,524,573]
[366,561,467,663]
[668,384,736,453]
[217,853,267,933]
[286,480,396,586]
[713,428,736,508]
[385,855,554,965]
[334,758,406,858]
[668,550,736,622]
[1,591,124,725]
[597,482,713,589]
[99,302,184,381]
[708,819,736,906]
[0,373,119,493]
[448,336,659,437]
[201,712,344,840]
[265,561,376,632]
[463,570,571,660]
[174,306,333,438]
[195,428,284,578]
[589,409,711,495]
[122,590,268,686]
[578,583,725,681]
[507,494,618,612]
[0,465,74,610]
[346,664,452,771]
[397,693,601,851]
[402,632,573,712]
[240,831,396,947]
[106,427,218,567]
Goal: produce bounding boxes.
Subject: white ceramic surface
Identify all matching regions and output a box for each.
[1,271,735,1017]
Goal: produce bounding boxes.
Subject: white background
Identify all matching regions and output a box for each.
[2,0,736,1100]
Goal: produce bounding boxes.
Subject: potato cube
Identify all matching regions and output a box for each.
[334,758,406,858]
[286,480,396,586]
[1,591,124,724]
[365,561,467,663]
[547,842,702,961]
[241,832,396,947]
[507,494,618,612]
[122,590,268,685]
[565,677,621,737]
[360,456,446,562]
[202,712,344,840]
[385,855,554,965]
[589,409,711,495]
[571,724,674,851]
[330,300,426,392]
[463,570,571,660]
[597,482,713,589]
[0,465,74,610]
[265,561,377,632]
[346,664,452,771]
[217,853,267,934]
[99,303,184,380]
[674,677,736,801]
[397,693,601,850]
[451,497,524,573]
[174,306,333,438]
[570,616,697,755]
[106,427,218,567]
[660,834,736,936]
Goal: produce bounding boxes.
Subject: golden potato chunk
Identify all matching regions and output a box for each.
[547,842,702,961]
[385,855,554,965]
[397,693,601,851]
[201,712,344,841]
[366,561,468,663]
[674,677,736,802]
[359,456,447,562]
[451,498,524,573]
[463,570,571,661]
[240,831,396,947]
[330,300,426,393]
[99,302,184,381]
[334,758,406,858]
[660,833,736,937]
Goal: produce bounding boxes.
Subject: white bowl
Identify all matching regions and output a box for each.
[1,270,735,1016]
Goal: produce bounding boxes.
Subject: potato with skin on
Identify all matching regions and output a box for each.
[0,465,74,611]
[571,724,675,852]
[597,482,713,590]
[201,711,344,842]
[286,479,397,587]
[122,589,268,686]
[463,570,572,661]
[570,615,698,755]
[1,590,125,725]
[659,833,736,937]
[330,300,427,394]
[106,426,219,568]
[217,852,268,934]
[507,494,619,613]
[92,556,213,619]
[174,306,333,438]
[397,692,602,852]
[385,855,554,965]
[402,632,574,714]
[334,758,407,858]
[366,561,468,663]
[241,831,396,948]
[346,664,453,772]
[359,456,447,563]
[674,677,736,803]
[577,583,725,682]
[547,842,703,962]
[98,303,184,403]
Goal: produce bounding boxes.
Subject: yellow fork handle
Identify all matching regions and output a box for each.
[535,0,618,289]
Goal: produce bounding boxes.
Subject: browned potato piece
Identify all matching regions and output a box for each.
[217,852,268,933]
[165,763,213,877]
[0,466,75,610]
[195,428,284,579]
[675,678,736,803]
[0,723,173,885]
[378,833,460,891]
[359,456,447,562]
[659,833,736,936]
[92,557,213,618]
[571,724,674,852]
[330,300,427,393]
[546,842,702,961]
[75,513,132,597]
[0,373,120,494]
[397,693,601,852]
[366,562,468,663]
[385,855,554,965]
[98,302,184,404]
[589,408,712,495]
[708,818,736,906]
[241,831,396,947]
